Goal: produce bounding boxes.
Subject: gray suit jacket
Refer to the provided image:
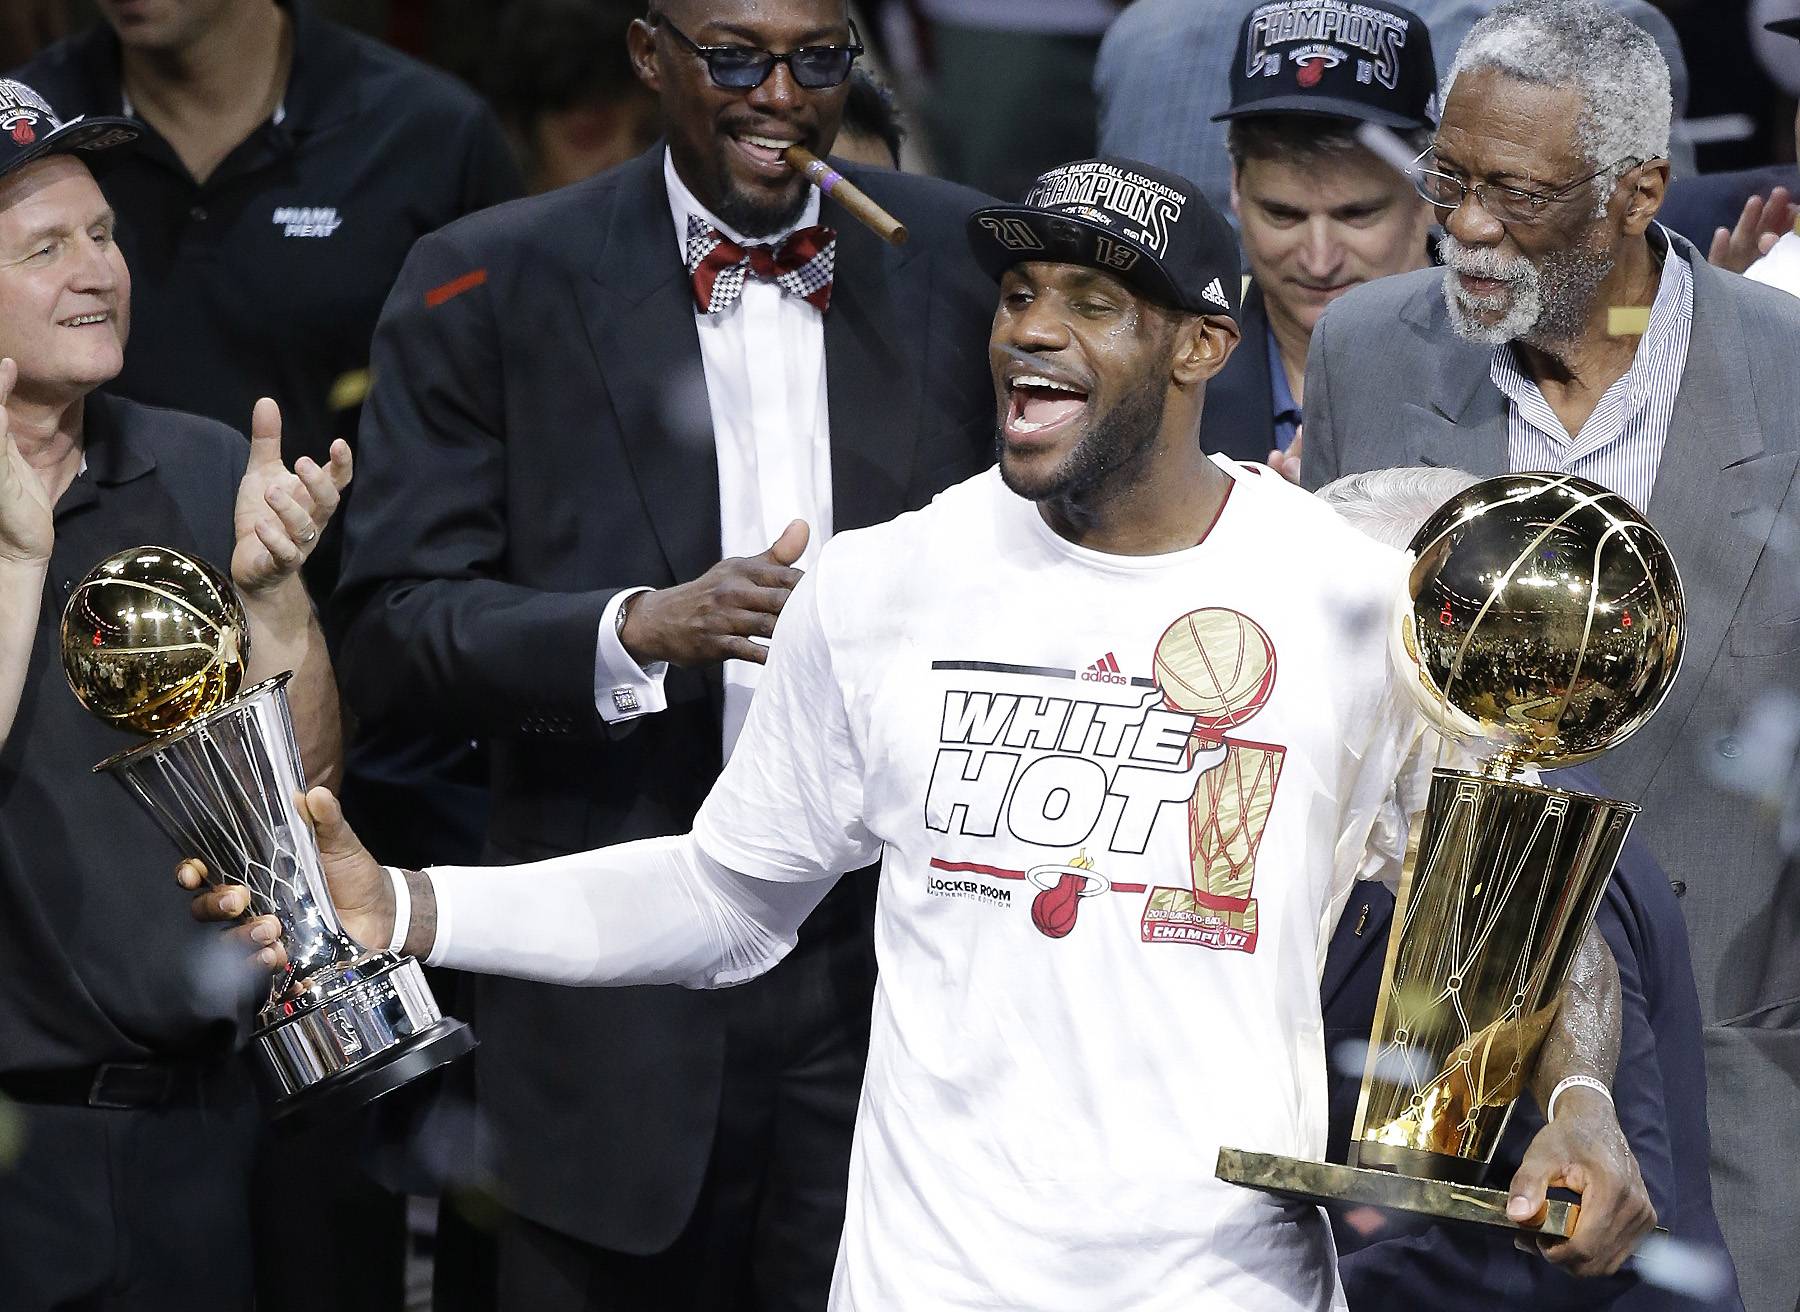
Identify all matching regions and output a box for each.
[1299,233,1800,1312]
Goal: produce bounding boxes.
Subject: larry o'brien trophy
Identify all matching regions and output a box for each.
[60,545,475,1126]
[1217,472,1684,1237]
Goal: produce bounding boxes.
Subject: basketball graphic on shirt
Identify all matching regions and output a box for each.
[1152,608,1277,736]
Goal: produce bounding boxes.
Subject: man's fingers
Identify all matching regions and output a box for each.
[742,562,804,591]
[254,518,304,572]
[719,635,771,665]
[1709,226,1731,265]
[265,481,319,544]
[190,882,254,922]
[249,397,284,463]
[763,518,809,567]
[175,857,209,890]
[326,438,354,490]
[728,584,798,617]
[0,356,15,408]
[1506,1150,1556,1223]
[305,785,366,862]
[293,456,342,521]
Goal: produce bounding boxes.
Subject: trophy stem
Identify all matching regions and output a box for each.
[1348,770,1635,1176]
[96,672,475,1124]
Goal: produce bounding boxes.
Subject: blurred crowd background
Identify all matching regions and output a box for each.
[7,0,1798,209]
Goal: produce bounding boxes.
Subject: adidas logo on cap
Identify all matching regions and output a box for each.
[1201,277,1230,310]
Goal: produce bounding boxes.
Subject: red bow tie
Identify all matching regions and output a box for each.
[685,215,837,315]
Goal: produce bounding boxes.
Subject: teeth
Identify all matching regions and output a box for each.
[740,133,797,150]
[1011,375,1085,395]
[65,314,107,326]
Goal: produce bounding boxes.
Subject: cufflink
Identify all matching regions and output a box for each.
[612,688,641,715]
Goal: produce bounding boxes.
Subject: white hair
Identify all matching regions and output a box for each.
[1316,467,1482,551]
[1445,0,1671,211]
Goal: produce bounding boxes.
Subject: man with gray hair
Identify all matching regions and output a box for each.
[1301,4,1800,1307]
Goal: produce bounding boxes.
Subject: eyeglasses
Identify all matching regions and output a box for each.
[652,14,863,91]
[1411,149,1647,226]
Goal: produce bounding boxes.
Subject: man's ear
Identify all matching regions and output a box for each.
[1172,314,1242,388]
[627,17,662,93]
[1621,158,1670,237]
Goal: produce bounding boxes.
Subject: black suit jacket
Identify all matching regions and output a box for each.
[334,147,998,1250]
[1321,808,1742,1310]
[1199,279,1281,464]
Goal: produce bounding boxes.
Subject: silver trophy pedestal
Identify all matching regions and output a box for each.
[97,672,475,1128]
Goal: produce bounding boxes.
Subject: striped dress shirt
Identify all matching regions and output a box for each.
[1492,232,1694,512]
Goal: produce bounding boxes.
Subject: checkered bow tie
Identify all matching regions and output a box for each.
[685,213,837,315]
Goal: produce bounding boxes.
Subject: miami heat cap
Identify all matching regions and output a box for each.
[0,79,138,184]
[1213,0,1438,131]
[966,158,1242,320]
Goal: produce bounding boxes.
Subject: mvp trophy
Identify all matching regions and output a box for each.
[1217,472,1684,1237]
[61,545,474,1126]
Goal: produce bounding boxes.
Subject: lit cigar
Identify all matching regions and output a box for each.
[783,145,908,247]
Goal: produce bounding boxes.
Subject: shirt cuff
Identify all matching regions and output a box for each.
[594,587,669,722]
[423,867,453,968]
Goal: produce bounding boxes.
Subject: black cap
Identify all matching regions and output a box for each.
[1212,0,1438,131]
[966,158,1241,320]
[1767,17,1800,39]
[0,79,137,185]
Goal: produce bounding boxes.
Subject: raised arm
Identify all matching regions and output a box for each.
[233,397,353,789]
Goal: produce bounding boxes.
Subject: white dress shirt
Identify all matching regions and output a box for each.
[593,150,834,758]
[1747,229,1800,301]
[1493,228,1693,513]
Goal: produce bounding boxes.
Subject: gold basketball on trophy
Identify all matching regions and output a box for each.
[1395,471,1684,769]
[60,545,248,735]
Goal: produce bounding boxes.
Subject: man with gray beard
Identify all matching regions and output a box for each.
[1299,5,1800,1309]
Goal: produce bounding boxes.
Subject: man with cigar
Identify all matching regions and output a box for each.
[0,80,349,1311]
[1299,5,1800,1304]
[210,156,1655,1308]
[330,0,995,1304]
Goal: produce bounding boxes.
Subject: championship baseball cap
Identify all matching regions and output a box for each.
[1212,0,1438,131]
[0,79,138,185]
[966,158,1242,320]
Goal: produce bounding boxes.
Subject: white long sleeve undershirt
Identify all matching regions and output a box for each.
[423,834,839,990]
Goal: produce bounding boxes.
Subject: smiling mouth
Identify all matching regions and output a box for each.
[729,130,801,172]
[1005,375,1091,439]
[60,312,110,328]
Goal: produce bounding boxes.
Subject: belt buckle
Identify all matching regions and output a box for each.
[87,1062,173,1109]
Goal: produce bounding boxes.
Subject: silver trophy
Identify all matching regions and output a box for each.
[62,546,474,1125]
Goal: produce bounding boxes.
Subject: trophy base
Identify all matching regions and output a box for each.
[1215,1147,1577,1239]
[253,954,476,1129]
[269,1017,475,1132]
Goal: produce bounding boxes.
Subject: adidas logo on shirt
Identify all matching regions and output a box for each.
[1079,652,1128,685]
[1200,276,1229,310]
[272,206,342,238]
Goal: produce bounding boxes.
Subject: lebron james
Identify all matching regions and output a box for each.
[184,159,1652,1310]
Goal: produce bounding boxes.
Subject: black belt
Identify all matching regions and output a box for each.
[0,1059,221,1110]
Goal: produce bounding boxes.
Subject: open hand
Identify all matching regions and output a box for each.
[178,787,395,971]
[621,519,809,667]
[1708,186,1795,274]
[1506,1087,1655,1276]
[0,359,53,565]
[231,397,353,594]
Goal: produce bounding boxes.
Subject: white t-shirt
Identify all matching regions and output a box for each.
[695,457,1428,1311]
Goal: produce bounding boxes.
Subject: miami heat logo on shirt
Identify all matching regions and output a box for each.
[923,608,1286,954]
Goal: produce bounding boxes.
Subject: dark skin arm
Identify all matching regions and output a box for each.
[1506,922,1654,1276]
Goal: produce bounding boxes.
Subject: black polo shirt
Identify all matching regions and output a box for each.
[9,0,524,469]
[0,393,258,1070]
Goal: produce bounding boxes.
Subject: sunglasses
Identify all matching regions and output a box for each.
[653,14,864,91]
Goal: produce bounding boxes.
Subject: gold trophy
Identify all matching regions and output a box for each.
[62,545,475,1125]
[1217,471,1684,1236]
